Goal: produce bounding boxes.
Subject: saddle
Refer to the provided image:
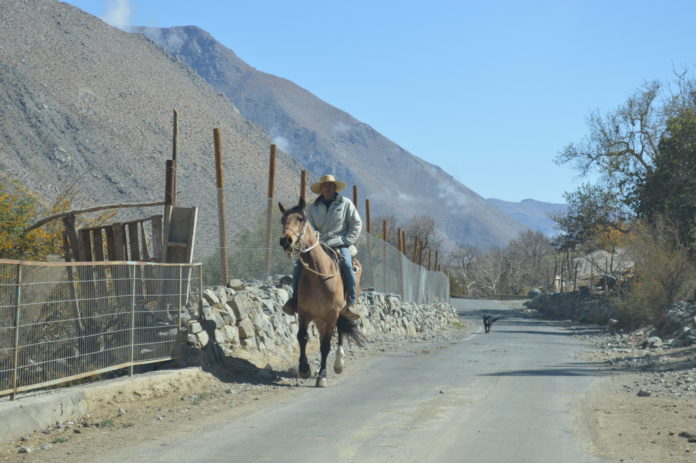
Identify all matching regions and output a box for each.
[320,243,359,268]
[315,243,361,304]
[320,242,341,266]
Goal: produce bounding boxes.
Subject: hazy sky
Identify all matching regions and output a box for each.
[62,0,696,203]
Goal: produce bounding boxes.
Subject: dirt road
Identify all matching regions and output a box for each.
[3,299,694,462]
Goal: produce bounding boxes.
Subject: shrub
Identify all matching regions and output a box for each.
[0,180,62,260]
[612,218,696,329]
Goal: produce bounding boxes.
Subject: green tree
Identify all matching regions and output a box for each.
[551,184,628,252]
[636,109,696,246]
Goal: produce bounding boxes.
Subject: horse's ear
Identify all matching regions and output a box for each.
[278,202,286,214]
[299,197,305,210]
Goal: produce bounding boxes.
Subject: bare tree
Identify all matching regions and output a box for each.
[445,245,480,296]
[473,248,505,296]
[400,215,443,262]
[372,214,399,246]
[506,230,555,289]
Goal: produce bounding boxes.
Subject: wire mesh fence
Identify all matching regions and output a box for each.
[195,204,449,303]
[0,260,201,398]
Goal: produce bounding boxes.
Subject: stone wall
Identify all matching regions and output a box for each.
[524,292,615,325]
[179,275,459,367]
[525,293,696,347]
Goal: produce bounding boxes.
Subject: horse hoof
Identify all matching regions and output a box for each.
[299,364,311,379]
[316,377,328,387]
[334,365,343,374]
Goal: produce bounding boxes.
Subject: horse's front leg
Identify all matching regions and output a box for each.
[316,333,331,387]
[334,331,345,374]
[297,324,311,379]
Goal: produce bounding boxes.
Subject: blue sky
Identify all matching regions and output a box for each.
[62,0,696,203]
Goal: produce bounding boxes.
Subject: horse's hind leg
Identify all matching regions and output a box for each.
[334,331,345,374]
[316,333,331,387]
[297,324,311,379]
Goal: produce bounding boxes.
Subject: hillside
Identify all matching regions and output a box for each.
[0,0,303,257]
[487,198,566,237]
[134,25,530,248]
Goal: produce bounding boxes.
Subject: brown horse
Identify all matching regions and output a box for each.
[279,197,365,387]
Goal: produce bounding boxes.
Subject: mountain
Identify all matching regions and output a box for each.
[133,26,531,249]
[0,0,303,256]
[486,198,566,237]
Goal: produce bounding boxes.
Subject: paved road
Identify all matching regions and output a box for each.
[91,299,609,463]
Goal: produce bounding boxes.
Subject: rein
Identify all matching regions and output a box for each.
[283,215,339,279]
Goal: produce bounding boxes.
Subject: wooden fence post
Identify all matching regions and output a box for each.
[300,170,307,201]
[399,229,406,299]
[11,263,22,400]
[382,220,388,293]
[213,129,229,285]
[264,145,276,279]
[165,109,178,207]
[365,199,374,289]
[129,264,136,377]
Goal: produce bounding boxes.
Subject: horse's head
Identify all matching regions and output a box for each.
[278,197,311,254]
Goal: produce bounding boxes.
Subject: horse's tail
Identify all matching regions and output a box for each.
[337,315,367,347]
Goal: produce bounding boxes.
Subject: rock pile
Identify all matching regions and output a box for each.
[587,331,696,399]
[180,275,458,366]
[664,301,696,347]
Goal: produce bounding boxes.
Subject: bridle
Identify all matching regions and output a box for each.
[282,211,339,278]
[282,217,318,255]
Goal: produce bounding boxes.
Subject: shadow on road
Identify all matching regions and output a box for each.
[480,361,609,377]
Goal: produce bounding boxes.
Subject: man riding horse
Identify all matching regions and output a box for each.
[282,174,362,321]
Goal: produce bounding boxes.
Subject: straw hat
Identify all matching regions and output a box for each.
[310,174,347,194]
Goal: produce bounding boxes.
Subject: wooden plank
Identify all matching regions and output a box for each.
[128,222,140,261]
[105,226,116,261]
[92,229,105,261]
[91,229,110,307]
[162,206,197,264]
[139,221,150,261]
[185,207,197,263]
[25,201,165,234]
[161,206,172,263]
[112,223,127,261]
[151,215,163,262]
[78,229,93,262]
[62,214,80,262]
[62,234,85,334]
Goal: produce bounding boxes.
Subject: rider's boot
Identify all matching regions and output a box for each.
[341,299,361,321]
[282,297,297,316]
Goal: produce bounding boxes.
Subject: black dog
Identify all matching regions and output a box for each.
[483,315,501,333]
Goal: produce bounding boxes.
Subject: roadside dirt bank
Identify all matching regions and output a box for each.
[576,327,696,463]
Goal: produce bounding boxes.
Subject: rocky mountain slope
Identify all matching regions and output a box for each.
[134,25,531,248]
[487,198,566,237]
[0,0,303,255]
